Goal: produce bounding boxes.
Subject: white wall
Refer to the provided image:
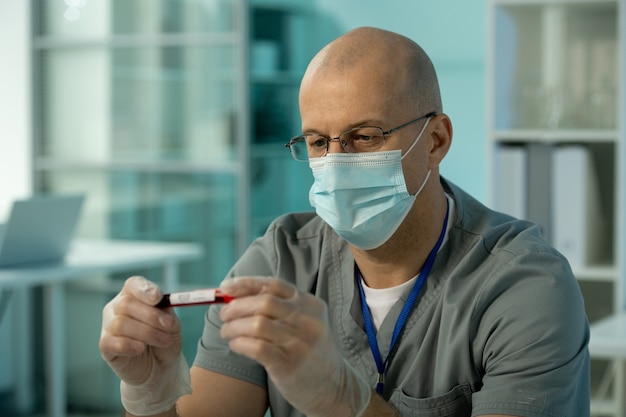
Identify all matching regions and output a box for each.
[0,0,32,407]
[0,0,32,220]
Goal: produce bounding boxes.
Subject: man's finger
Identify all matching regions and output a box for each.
[123,276,164,306]
[220,276,296,299]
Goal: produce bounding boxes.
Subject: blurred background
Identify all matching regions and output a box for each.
[0,0,623,416]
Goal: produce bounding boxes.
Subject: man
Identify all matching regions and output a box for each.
[99,27,590,417]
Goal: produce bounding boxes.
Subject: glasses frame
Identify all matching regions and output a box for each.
[285,111,437,161]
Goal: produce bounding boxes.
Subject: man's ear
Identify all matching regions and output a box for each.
[427,114,453,167]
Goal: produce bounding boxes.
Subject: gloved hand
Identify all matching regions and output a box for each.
[219,276,372,417]
[99,276,192,416]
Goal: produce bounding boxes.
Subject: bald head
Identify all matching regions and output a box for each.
[301,27,442,115]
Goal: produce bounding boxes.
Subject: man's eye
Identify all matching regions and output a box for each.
[353,134,376,141]
[346,128,384,143]
[308,138,328,148]
[349,133,383,145]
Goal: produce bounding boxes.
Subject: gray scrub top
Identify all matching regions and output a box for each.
[194,179,590,417]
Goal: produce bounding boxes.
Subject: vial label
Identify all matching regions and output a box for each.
[169,289,217,305]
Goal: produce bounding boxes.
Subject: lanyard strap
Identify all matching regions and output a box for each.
[357,199,449,395]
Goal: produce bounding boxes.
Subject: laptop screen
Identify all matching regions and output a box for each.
[0,194,85,267]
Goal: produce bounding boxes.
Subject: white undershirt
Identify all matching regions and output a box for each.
[360,194,455,330]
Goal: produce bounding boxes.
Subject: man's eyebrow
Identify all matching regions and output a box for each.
[300,129,326,136]
[350,119,387,128]
[302,119,387,135]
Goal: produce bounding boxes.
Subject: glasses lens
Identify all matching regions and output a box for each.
[340,127,385,153]
[290,137,310,161]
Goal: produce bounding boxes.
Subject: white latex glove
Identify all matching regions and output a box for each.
[99,276,192,416]
[219,276,371,417]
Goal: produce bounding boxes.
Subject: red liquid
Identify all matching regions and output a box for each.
[156,289,233,308]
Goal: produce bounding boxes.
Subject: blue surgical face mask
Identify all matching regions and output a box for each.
[308,118,431,249]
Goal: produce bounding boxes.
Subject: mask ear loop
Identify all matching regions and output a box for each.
[412,169,431,198]
[399,116,433,198]
[401,116,432,160]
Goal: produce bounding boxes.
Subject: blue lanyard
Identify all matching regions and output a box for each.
[357,200,449,395]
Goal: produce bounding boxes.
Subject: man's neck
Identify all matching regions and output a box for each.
[352,186,448,289]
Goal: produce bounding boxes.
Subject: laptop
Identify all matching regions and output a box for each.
[0,194,85,267]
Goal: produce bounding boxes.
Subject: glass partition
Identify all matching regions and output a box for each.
[37,0,236,37]
[38,45,237,163]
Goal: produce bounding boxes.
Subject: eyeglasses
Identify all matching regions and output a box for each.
[285,111,437,162]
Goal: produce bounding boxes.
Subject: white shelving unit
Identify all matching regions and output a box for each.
[487,1,625,415]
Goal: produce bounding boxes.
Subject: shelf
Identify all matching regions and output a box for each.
[492,0,617,7]
[34,158,240,174]
[33,32,241,50]
[492,1,618,132]
[573,265,619,282]
[589,311,626,359]
[492,129,619,143]
[591,398,617,416]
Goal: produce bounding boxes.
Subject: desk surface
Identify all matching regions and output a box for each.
[589,311,626,359]
[0,239,203,289]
